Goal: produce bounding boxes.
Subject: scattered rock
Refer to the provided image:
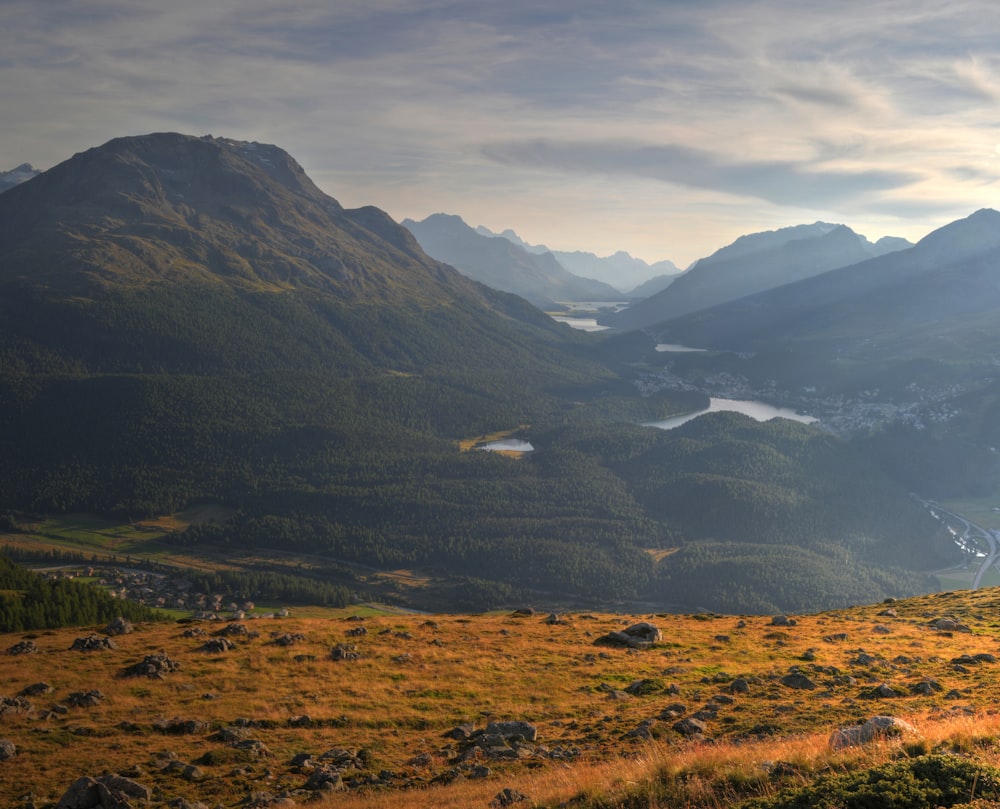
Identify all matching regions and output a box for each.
[345,626,367,637]
[7,640,37,655]
[19,682,52,697]
[123,654,180,679]
[181,627,206,638]
[728,678,750,694]
[625,678,664,696]
[198,638,234,654]
[861,683,903,699]
[871,625,892,635]
[780,672,816,690]
[214,623,248,638]
[672,717,707,738]
[823,632,848,643]
[0,739,15,760]
[490,788,530,808]
[55,774,151,808]
[594,622,661,649]
[153,718,209,735]
[330,644,361,661]
[271,633,306,647]
[485,721,538,742]
[910,679,944,696]
[66,690,104,708]
[0,696,33,716]
[103,617,134,636]
[878,608,898,618]
[770,615,797,627]
[511,608,535,617]
[71,635,117,652]
[829,716,918,749]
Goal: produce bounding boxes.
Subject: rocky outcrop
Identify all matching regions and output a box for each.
[595,622,661,649]
[829,716,918,749]
[55,774,151,808]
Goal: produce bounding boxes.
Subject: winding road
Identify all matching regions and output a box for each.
[916,497,999,589]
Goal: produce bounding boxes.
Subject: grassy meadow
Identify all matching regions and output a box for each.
[4,589,1000,807]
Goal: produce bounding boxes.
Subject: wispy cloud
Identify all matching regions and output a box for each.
[1,0,999,262]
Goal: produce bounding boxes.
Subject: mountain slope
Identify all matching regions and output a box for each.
[403,213,621,306]
[477,224,681,291]
[0,162,39,193]
[607,222,911,331]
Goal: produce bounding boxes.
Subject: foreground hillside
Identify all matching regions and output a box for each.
[6,589,1000,807]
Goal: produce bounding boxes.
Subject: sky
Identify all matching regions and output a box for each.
[3,0,1000,267]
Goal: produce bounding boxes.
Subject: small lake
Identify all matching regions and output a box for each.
[646,398,818,430]
[550,316,609,332]
[656,343,708,353]
[479,439,535,453]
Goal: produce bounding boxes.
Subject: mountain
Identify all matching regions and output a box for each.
[606,222,912,331]
[0,162,40,193]
[402,213,621,306]
[622,273,678,299]
[0,132,951,615]
[650,209,1000,496]
[476,224,681,292]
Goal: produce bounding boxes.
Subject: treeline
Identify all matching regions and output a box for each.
[184,569,352,608]
[0,554,166,633]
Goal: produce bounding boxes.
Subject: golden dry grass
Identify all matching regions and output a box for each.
[4,589,1000,807]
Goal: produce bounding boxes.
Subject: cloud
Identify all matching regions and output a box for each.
[482,139,920,208]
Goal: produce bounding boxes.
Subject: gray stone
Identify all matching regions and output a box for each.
[595,622,661,649]
[103,617,134,636]
[56,774,151,808]
[780,673,816,690]
[484,720,538,742]
[0,739,15,760]
[829,716,918,749]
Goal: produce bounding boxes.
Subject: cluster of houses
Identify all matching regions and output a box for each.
[46,566,290,620]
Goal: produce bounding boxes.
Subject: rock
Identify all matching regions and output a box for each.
[910,679,943,696]
[271,633,306,646]
[71,635,117,652]
[67,690,104,708]
[672,717,707,737]
[153,718,208,735]
[780,672,816,690]
[862,683,902,699]
[490,788,530,808]
[0,739,15,760]
[544,613,567,625]
[511,608,535,617]
[729,678,750,694]
[123,654,180,679]
[56,774,151,808]
[345,626,367,637]
[484,720,538,742]
[595,622,661,649]
[872,625,892,635]
[198,638,234,654]
[103,617,134,636]
[215,623,248,638]
[19,682,52,697]
[7,640,37,655]
[829,716,918,749]
[330,644,360,661]
[0,696,33,716]
[770,615,796,626]
[823,633,848,643]
[625,679,664,696]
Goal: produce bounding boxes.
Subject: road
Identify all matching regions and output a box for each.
[916,497,999,589]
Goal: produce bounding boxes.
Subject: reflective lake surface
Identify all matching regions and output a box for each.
[646,398,818,430]
[479,439,535,452]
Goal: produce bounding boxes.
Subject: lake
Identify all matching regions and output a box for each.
[479,439,535,453]
[645,398,818,430]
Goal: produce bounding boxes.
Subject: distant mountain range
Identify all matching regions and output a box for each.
[0,162,40,193]
[606,222,913,331]
[476,224,682,293]
[402,213,622,307]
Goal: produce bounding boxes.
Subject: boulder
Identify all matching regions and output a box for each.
[780,672,816,690]
[672,717,707,738]
[71,635,117,652]
[490,788,530,808]
[103,617,134,636]
[56,774,151,808]
[7,639,37,655]
[122,654,180,679]
[485,720,538,742]
[595,622,661,649]
[0,739,15,760]
[829,716,918,749]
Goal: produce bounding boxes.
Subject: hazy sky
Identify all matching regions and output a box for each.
[4,0,999,266]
